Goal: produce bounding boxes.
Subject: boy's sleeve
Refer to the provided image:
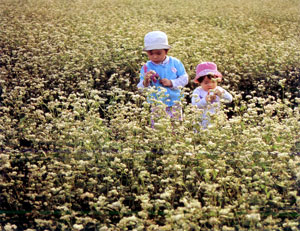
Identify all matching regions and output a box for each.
[137,65,146,89]
[170,60,188,89]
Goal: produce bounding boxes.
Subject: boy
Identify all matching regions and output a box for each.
[137,31,188,125]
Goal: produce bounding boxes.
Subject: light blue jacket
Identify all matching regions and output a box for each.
[137,56,188,107]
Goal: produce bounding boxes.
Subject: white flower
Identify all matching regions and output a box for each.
[185,152,193,156]
[207,141,216,148]
[172,214,184,221]
[208,217,220,225]
[173,165,181,171]
[185,137,192,143]
[109,201,121,209]
[219,208,231,215]
[245,213,261,222]
[73,224,84,230]
[4,223,17,231]
[99,226,109,231]
[278,152,289,158]
[160,191,171,200]
[222,226,235,231]
[80,192,94,199]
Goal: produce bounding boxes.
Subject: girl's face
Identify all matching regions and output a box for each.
[200,76,218,92]
[146,49,168,64]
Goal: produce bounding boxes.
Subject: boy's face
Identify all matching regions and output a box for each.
[200,76,218,92]
[146,49,168,64]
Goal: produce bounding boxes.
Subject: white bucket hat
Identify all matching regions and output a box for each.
[143,31,171,51]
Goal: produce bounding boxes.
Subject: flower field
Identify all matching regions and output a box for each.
[0,0,300,230]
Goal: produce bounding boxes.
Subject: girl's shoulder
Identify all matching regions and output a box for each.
[216,86,225,91]
[193,87,206,94]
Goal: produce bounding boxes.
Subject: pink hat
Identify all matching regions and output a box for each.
[194,62,222,83]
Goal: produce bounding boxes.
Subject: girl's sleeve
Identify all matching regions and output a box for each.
[219,87,233,103]
[191,89,208,108]
[170,60,188,89]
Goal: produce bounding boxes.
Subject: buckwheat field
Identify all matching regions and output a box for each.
[0,0,299,230]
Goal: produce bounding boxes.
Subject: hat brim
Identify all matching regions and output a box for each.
[193,70,222,83]
[143,44,171,51]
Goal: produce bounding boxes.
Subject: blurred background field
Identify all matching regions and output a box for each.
[0,0,299,230]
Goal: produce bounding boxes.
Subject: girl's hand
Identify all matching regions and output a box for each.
[206,94,216,103]
[214,89,223,97]
[159,78,173,87]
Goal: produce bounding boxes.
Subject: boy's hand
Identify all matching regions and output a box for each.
[143,71,156,87]
[159,79,173,87]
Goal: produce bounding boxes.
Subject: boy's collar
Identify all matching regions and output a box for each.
[150,56,169,65]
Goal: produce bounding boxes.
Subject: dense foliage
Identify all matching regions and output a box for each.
[0,0,299,230]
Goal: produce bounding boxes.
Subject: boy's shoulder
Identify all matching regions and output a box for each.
[168,56,183,63]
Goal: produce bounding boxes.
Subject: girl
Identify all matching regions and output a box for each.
[192,62,232,128]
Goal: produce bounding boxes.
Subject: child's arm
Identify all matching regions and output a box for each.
[137,64,156,88]
[215,87,232,103]
[160,78,173,87]
[192,88,208,108]
[143,71,157,87]
[165,58,188,89]
[169,74,188,89]
[222,90,233,102]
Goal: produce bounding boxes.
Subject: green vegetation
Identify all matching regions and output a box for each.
[0,0,299,230]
